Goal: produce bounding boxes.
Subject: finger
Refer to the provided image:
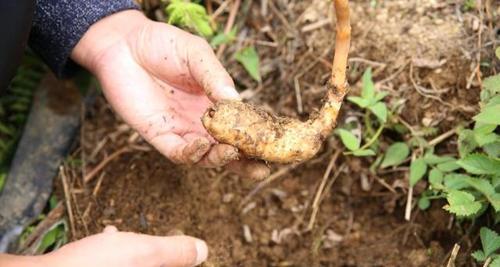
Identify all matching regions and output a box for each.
[103,225,118,233]
[226,159,270,180]
[148,133,211,165]
[196,144,239,168]
[151,235,208,267]
[187,37,240,102]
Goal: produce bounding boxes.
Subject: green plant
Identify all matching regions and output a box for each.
[0,52,46,192]
[463,0,476,11]
[472,227,500,265]
[165,0,214,37]
[210,27,237,48]
[336,68,388,156]
[235,46,261,82]
[415,73,500,220]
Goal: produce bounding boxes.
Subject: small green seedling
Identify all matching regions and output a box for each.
[472,227,500,265]
[347,68,388,124]
[165,0,214,37]
[337,68,388,156]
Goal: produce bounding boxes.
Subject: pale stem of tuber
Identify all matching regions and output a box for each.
[331,0,351,95]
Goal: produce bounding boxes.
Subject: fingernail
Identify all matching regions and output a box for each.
[220,86,241,100]
[194,240,208,266]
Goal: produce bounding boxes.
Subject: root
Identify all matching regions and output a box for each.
[202,0,351,163]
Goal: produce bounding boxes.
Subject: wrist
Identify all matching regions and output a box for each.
[71,10,147,75]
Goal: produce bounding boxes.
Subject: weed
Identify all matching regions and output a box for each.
[472,227,500,265]
[164,0,214,37]
[337,68,388,156]
[0,52,46,192]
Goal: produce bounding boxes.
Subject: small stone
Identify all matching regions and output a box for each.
[222,193,234,203]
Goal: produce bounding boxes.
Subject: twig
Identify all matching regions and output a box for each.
[446,244,461,267]
[294,77,304,114]
[216,0,241,58]
[210,0,230,21]
[404,185,413,221]
[483,257,492,267]
[301,18,331,33]
[83,147,131,183]
[307,151,342,231]
[427,128,457,147]
[60,167,76,237]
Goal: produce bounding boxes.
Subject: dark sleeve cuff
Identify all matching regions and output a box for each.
[28,0,139,78]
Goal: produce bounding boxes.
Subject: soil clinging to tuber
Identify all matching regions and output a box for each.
[202,0,351,163]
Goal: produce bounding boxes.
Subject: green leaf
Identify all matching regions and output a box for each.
[436,161,461,172]
[0,172,5,192]
[428,168,444,188]
[423,153,456,165]
[210,27,237,47]
[374,91,389,102]
[444,173,472,190]
[475,132,498,146]
[37,222,67,253]
[235,46,261,82]
[491,256,500,267]
[487,95,500,106]
[496,47,500,60]
[474,104,500,125]
[410,158,428,187]
[353,149,376,157]
[458,129,479,157]
[457,154,500,175]
[464,177,495,197]
[361,68,375,100]
[166,0,214,37]
[380,142,410,168]
[418,196,431,210]
[479,227,500,258]
[484,142,500,158]
[336,129,360,151]
[444,190,482,217]
[472,250,487,262]
[483,74,500,94]
[473,123,498,146]
[491,193,500,212]
[347,96,370,108]
[368,102,388,123]
[49,195,58,210]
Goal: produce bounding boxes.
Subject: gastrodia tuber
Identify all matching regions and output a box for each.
[202,0,351,164]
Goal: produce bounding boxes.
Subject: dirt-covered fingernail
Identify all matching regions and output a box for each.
[194,239,208,266]
[220,86,241,100]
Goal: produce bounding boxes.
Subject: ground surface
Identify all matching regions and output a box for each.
[60,0,498,266]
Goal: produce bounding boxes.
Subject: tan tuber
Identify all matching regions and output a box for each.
[202,0,351,164]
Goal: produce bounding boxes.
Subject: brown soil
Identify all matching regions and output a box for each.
[67,102,461,267]
[61,0,498,266]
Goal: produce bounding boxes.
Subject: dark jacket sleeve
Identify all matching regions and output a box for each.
[28,0,139,78]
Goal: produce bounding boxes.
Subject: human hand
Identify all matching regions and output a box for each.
[26,226,207,267]
[71,10,269,179]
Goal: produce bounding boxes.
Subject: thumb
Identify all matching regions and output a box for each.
[152,235,209,267]
[187,38,241,102]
